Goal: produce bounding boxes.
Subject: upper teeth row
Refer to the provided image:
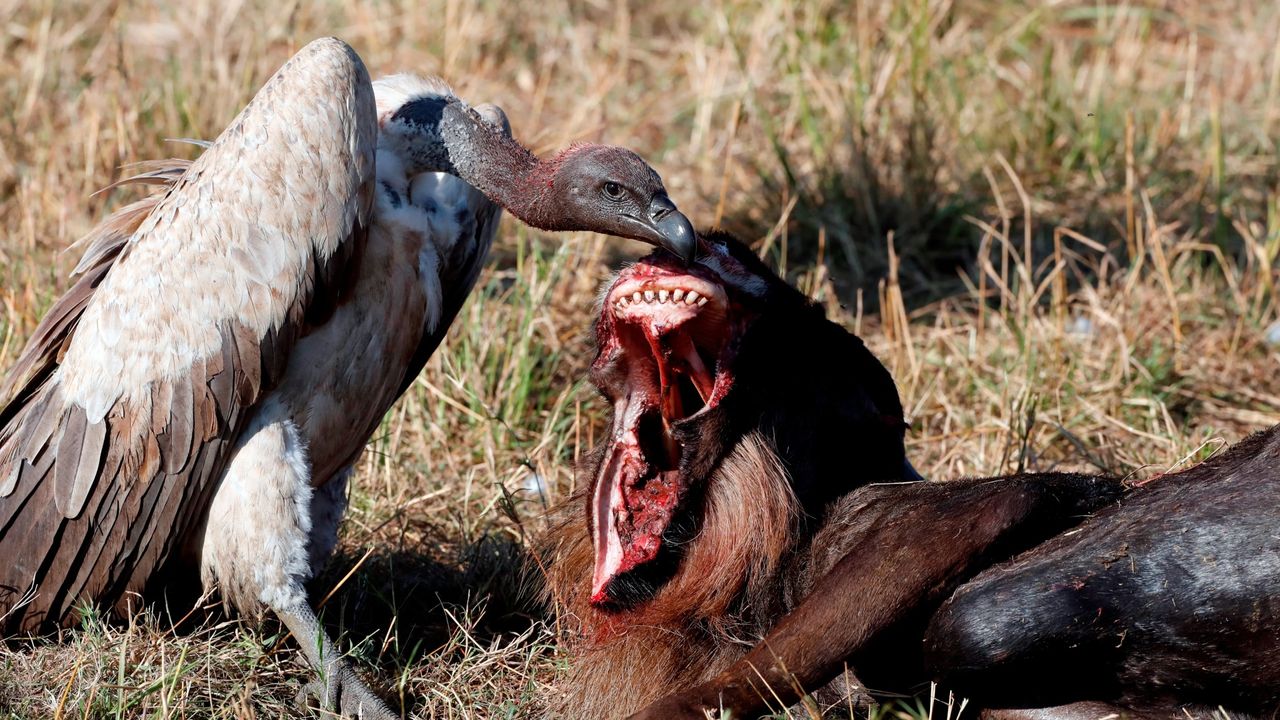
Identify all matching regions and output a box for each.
[616,288,708,308]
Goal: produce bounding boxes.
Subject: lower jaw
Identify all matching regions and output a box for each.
[589,543,685,612]
[590,411,717,610]
[589,407,683,606]
[589,306,732,609]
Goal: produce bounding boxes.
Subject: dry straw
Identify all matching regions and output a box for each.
[1,0,1277,717]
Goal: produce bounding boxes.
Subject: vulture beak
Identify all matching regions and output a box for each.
[645,194,698,264]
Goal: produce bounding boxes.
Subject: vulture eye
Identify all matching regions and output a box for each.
[602,181,625,201]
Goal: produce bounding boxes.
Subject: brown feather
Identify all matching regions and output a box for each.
[150,375,173,435]
[138,428,161,487]
[208,332,237,423]
[0,399,49,496]
[68,414,107,518]
[196,381,218,439]
[0,455,47,536]
[161,371,194,475]
[62,503,123,615]
[52,407,88,518]
[0,454,17,498]
[24,392,61,461]
[230,322,262,401]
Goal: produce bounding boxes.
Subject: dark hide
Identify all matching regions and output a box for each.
[631,424,1280,719]
[924,425,1280,718]
[629,473,1124,719]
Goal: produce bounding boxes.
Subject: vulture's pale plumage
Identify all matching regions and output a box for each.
[0,37,693,717]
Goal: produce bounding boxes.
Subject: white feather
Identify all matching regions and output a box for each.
[418,242,443,336]
[375,147,408,192]
[201,397,315,614]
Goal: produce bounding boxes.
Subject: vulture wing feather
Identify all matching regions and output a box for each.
[0,37,377,633]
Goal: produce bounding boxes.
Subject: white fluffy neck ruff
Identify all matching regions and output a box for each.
[372,73,457,124]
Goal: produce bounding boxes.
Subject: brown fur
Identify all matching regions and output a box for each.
[540,432,799,716]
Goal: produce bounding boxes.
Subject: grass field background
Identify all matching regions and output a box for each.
[1,0,1278,717]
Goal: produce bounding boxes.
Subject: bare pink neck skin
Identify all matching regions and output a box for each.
[490,144,596,231]
[438,107,599,231]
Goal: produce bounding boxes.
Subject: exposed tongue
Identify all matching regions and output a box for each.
[589,323,715,605]
[589,419,675,604]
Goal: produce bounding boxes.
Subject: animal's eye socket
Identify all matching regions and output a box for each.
[602,181,624,201]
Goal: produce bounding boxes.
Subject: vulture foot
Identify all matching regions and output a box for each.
[299,668,398,720]
[277,601,399,719]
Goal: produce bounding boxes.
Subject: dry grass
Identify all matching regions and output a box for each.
[1,0,1279,717]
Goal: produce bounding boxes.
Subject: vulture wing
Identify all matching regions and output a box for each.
[0,37,377,633]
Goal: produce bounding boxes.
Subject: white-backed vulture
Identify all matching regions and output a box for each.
[0,37,693,718]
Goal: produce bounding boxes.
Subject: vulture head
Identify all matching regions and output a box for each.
[521,142,695,264]
[378,79,696,263]
[583,231,913,610]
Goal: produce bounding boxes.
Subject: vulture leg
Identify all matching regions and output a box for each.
[201,400,394,719]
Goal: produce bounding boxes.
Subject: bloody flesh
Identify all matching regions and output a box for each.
[588,258,743,605]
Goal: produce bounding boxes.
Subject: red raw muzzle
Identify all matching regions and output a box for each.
[588,256,740,607]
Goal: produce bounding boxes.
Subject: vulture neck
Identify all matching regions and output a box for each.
[449,139,565,231]
[433,105,570,232]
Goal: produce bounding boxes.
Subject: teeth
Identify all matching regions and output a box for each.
[614,287,711,311]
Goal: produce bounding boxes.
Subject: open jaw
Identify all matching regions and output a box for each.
[589,260,740,608]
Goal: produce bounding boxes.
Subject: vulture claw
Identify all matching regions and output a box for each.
[299,667,398,720]
[277,601,399,719]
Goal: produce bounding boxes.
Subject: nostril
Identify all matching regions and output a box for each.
[648,193,678,222]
